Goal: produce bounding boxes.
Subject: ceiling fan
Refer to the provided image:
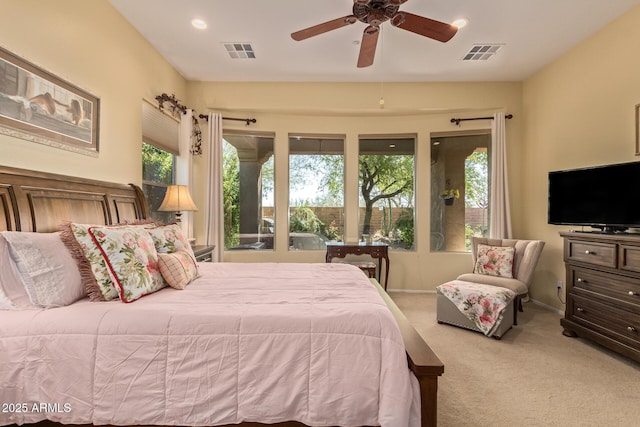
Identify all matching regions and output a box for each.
[291,0,458,68]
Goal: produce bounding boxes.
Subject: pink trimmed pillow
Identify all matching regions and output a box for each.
[158,250,199,290]
[474,244,515,278]
[88,226,166,303]
[59,221,156,301]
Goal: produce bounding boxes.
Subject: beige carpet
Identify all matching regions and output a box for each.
[390,292,640,427]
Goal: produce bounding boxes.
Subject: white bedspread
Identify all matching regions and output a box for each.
[0,262,420,426]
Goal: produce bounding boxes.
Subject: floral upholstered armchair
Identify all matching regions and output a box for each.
[456,236,545,324]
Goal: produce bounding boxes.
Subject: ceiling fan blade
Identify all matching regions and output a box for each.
[391,12,457,42]
[291,15,357,41]
[357,26,379,68]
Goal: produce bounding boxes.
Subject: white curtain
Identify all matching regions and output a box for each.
[489,112,512,238]
[176,109,193,237]
[205,112,225,262]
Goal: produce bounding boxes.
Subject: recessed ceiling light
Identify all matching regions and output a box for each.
[191,18,207,30]
[452,18,468,29]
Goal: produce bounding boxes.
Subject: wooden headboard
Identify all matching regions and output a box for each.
[0,165,148,232]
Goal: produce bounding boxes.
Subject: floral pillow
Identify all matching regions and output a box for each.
[474,244,515,278]
[88,226,166,303]
[147,224,195,258]
[157,250,199,290]
[60,221,155,301]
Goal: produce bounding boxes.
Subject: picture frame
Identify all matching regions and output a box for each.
[0,46,99,155]
[636,104,640,155]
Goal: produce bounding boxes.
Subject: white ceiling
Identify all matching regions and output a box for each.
[108,0,640,83]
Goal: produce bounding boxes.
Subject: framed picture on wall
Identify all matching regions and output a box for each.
[636,104,640,155]
[0,46,99,155]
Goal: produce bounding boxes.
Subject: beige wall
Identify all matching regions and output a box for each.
[0,0,187,184]
[187,81,523,291]
[8,0,638,306]
[522,5,640,310]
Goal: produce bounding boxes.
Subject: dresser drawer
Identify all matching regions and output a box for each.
[327,247,346,257]
[569,294,640,350]
[620,244,640,274]
[569,266,640,308]
[566,239,616,268]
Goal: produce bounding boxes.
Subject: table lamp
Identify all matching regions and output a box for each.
[158,185,198,223]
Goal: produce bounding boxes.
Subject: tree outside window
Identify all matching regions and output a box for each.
[358,137,415,250]
[288,135,344,250]
[142,142,175,224]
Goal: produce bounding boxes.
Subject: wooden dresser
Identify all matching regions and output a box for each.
[560,231,640,362]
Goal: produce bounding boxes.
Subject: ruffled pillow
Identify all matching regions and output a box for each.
[158,250,199,290]
[474,244,515,278]
[60,221,155,301]
[88,226,166,303]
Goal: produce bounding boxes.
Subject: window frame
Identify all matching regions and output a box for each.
[357,134,417,251]
[287,133,346,251]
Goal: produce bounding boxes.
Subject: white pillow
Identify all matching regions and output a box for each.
[1,231,85,308]
[0,235,33,309]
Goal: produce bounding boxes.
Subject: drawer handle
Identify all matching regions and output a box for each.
[584,250,595,255]
[630,291,639,296]
[628,326,637,333]
[576,307,585,312]
[577,278,587,283]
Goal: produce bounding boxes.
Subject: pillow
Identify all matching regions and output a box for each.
[157,250,199,290]
[147,224,195,258]
[1,231,85,308]
[474,244,516,278]
[0,235,33,309]
[60,221,155,301]
[88,225,166,303]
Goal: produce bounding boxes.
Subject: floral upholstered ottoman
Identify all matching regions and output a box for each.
[435,280,516,339]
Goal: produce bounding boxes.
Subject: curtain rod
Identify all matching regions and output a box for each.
[450,114,513,126]
[198,114,257,126]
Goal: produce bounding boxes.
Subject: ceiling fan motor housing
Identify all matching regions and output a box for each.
[353,0,400,27]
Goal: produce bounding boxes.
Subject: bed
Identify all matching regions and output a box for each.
[0,165,444,427]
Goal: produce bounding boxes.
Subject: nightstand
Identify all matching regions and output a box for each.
[192,245,215,262]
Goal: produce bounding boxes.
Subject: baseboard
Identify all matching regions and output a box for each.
[387,289,435,294]
[529,298,564,315]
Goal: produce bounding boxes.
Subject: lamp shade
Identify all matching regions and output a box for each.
[158,185,198,212]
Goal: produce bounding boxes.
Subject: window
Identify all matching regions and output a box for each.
[358,136,415,250]
[142,142,175,224]
[288,135,345,250]
[430,133,490,252]
[141,101,180,224]
[222,132,275,250]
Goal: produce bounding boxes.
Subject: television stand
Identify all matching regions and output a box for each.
[560,231,640,363]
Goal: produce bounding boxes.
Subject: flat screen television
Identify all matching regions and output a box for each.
[548,161,640,233]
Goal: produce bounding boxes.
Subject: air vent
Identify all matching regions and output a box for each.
[462,44,503,61]
[223,43,256,59]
